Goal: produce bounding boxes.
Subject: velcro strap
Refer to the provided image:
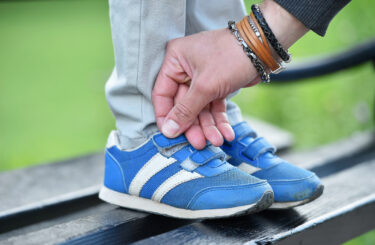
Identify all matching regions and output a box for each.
[181,145,226,171]
[190,145,226,165]
[242,137,276,160]
[233,121,257,140]
[152,133,187,148]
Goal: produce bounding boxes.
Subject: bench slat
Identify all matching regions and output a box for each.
[134,152,375,245]
[0,117,292,225]
[1,133,373,245]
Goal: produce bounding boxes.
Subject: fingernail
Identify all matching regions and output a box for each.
[162,119,180,137]
[184,76,191,82]
[224,123,235,141]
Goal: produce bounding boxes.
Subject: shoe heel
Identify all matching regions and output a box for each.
[103,151,126,193]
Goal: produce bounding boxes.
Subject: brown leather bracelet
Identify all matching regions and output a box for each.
[250,13,272,55]
[240,18,279,71]
[236,21,269,69]
[236,21,253,54]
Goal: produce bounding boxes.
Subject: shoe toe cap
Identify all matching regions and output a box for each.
[270,173,322,202]
[253,162,322,202]
[188,181,272,210]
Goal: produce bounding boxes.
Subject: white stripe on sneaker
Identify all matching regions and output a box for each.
[129,153,177,196]
[152,170,203,202]
[237,162,261,174]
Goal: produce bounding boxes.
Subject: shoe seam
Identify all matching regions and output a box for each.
[186,181,268,209]
[267,173,316,184]
[106,149,128,193]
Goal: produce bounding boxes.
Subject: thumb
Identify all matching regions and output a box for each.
[161,85,211,138]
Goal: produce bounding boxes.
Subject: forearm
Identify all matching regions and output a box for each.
[274,0,351,36]
[154,0,349,141]
[260,0,309,50]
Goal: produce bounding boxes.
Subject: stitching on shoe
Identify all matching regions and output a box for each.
[186,181,268,209]
[106,149,128,193]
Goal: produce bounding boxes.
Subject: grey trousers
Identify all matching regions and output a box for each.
[106,0,246,150]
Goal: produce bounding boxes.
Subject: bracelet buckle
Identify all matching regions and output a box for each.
[272,63,285,74]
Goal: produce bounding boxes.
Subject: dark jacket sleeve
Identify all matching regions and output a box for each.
[274,0,351,36]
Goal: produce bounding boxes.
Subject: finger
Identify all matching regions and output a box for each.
[185,119,206,150]
[199,105,224,147]
[211,99,235,142]
[161,81,212,138]
[174,84,207,149]
[174,83,190,104]
[152,56,191,130]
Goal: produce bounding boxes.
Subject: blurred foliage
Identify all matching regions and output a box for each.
[0,0,374,243]
[343,229,375,245]
[0,0,114,171]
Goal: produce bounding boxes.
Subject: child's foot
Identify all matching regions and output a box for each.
[221,122,324,209]
[99,131,274,219]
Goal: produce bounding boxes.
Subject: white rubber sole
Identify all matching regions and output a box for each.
[270,199,308,209]
[99,186,271,219]
[269,184,324,209]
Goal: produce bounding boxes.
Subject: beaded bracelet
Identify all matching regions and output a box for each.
[251,4,292,63]
[228,21,270,83]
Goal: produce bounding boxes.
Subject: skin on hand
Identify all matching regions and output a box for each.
[152,0,308,149]
[175,84,237,149]
[152,28,257,149]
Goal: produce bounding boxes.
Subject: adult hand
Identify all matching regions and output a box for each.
[152,28,260,149]
[172,81,259,149]
[152,0,308,149]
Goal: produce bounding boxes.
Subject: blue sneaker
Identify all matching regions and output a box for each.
[99,131,274,219]
[221,122,324,209]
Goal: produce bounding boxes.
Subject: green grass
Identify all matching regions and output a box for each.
[344,230,375,245]
[0,0,374,243]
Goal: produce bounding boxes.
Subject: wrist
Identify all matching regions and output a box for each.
[260,0,308,49]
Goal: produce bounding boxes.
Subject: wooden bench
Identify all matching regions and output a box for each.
[1,120,374,244]
[1,41,374,244]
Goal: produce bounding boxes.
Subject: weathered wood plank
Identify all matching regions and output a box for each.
[0,153,103,220]
[1,133,372,245]
[1,208,193,245]
[284,131,374,170]
[1,127,373,244]
[0,200,114,240]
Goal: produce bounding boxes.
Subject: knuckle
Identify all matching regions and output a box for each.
[173,102,194,122]
[166,38,179,50]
